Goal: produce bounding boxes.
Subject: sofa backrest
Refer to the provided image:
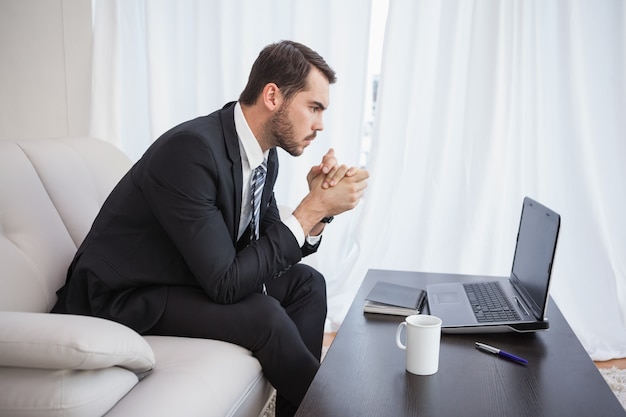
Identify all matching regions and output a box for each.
[0,138,132,313]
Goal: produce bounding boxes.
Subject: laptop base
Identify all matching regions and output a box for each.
[442,319,550,334]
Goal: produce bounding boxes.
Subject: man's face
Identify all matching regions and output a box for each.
[265,68,330,156]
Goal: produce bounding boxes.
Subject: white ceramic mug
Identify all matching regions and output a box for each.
[395,314,442,375]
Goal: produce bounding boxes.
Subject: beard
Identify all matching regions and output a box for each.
[263,105,313,156]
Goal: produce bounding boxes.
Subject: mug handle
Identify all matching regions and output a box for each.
[396,322,407,350]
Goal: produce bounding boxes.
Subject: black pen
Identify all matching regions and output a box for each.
[475,342,528,365]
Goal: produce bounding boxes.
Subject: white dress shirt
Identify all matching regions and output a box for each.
[234,103,321,246]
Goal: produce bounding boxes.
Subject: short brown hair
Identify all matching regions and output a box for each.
[239,40,336,106]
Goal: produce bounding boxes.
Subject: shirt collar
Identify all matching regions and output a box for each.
[234,102,267,169]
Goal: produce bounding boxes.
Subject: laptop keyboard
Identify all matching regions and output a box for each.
[464,282,521,323]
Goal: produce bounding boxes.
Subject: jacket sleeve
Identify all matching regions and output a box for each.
[260,190,322,259]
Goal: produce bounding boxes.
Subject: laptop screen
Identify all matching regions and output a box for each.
[510,198,561,319]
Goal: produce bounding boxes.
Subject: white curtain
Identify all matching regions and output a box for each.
[90,0,626,360]
[90,0,371,164]
[89,0,372,332]
[341,0,626,360]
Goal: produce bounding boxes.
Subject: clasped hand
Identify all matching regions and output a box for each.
[306,148,369,216]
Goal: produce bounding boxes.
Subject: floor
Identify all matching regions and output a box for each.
[322,332,336,350]
[596,357,626,370]
[323,332,626,370]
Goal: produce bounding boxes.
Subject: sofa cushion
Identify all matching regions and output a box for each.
[105,336,273,417]
[17,138,132,249]
[0,366,138,417]
[0,138,132,313]
[0,312,154,372]
[0,141,79,313]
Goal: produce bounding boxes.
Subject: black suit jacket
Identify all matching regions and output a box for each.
[53,102,319,332]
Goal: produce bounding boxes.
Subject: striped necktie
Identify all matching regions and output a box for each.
[250,160,267,241]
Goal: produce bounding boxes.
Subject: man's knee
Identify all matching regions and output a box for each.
[293,264,326,293]
[264,263,327,325]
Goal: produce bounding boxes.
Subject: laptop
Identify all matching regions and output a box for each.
[426,197,561,333]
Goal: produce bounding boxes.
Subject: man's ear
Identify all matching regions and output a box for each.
[262,83,283,111]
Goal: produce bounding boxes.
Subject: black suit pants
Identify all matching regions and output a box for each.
[145,263,327,417]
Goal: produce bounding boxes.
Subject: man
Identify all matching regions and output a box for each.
[52,40,369,416]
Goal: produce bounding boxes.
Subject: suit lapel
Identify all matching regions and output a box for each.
[220,102,244,239]
[220,102,279,236]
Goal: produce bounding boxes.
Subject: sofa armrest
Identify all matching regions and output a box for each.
[0,312,154,373]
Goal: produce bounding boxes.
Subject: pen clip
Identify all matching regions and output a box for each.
[475,342,498,354]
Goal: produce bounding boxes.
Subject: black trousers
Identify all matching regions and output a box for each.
[145,264,327,417]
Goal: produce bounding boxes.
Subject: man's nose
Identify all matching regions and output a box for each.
[313,114,324,131]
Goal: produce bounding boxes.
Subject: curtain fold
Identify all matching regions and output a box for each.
[341,0,626,360]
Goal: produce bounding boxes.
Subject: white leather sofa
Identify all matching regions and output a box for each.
[0,137,273,417]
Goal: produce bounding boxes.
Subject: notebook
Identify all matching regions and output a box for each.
[426,197,561,333]
[363,281,426,316]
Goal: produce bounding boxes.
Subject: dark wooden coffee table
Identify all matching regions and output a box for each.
[295,269,625,416]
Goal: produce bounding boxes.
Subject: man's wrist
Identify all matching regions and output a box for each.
[293,196,326,236]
